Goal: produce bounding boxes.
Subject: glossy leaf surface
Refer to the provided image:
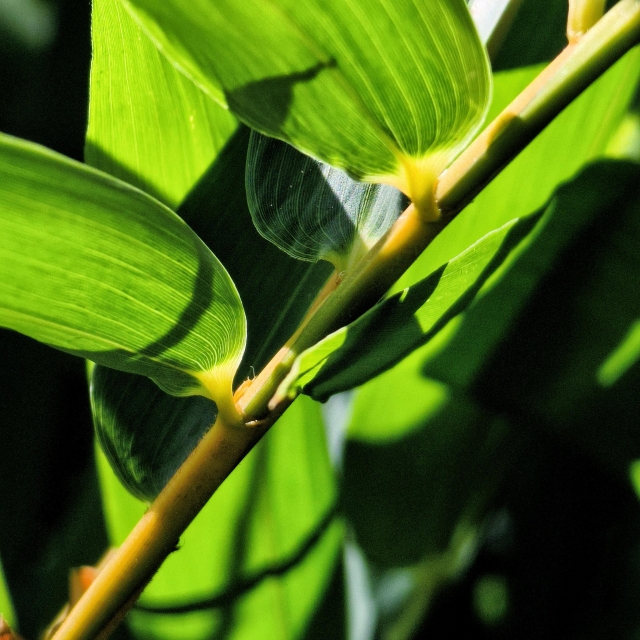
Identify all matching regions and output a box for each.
[86,0,238,209]
[246,131,407,271]
[123,0,491,205]
[96,396,341,639]
[0,133,245,398]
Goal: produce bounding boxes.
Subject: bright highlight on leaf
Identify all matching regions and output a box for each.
[0,133,246,403]
[86,0,238,210]
[123,0,491,212]
[246,131,408,273]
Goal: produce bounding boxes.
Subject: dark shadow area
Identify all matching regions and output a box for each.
[424,162,640,473]
[493,0,568,71]
[344,394,517,568]
[0,0,91,162]
[302,553,346,640]
[225,60,336,131]
[0,329,110,638]
[412,430,640,639]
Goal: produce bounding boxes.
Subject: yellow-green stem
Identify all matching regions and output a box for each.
[568,0,606,42]
[239,201,443,418]
[51,412,265,639]
[437,0,640,214]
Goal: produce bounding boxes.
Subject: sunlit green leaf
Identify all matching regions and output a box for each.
[0,133,245,400]
[347,345,449,442]
[246,131,407,272]
[276,213,538,402]
[86,0,238,209]
[96,395,341,639]
[84,0,330,503]
[123,0,491,209]
[0,557,15,628]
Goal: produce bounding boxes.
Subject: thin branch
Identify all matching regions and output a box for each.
[50,411,272,639]
[568,0,606,42]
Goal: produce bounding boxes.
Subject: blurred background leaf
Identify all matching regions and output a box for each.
[0,556,16,627]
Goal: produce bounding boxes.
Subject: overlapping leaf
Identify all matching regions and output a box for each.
[85,0,331,502]
[86,0,238,209]
[246,131,407,271]
[97,396,341,639]
[0,133,245,399]
[123,0,491,209]
[91,367,216,500]
[271,47,640,402]
[422,161,640,474]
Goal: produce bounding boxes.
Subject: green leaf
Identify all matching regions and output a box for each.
[276,213,539,402]
[273,49,640,402]
[123,0,491,209]
[347,345,449,442]
[96,395,342,639]
[84,0,329,502]
[424,161,640,390]
[86,0,332,381]
[86,0,238,209]
[246,131,407,272]
[91,367,216,500]
[0,133,245,400]
[399,46,640,286]
[0,557,15,629]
